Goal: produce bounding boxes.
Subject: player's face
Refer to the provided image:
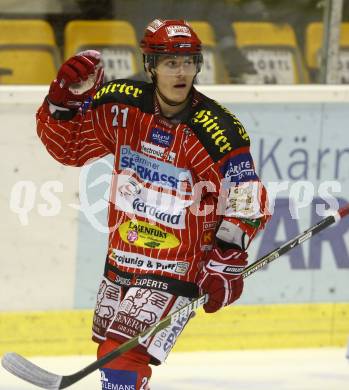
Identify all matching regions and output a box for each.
[155,55,197,103]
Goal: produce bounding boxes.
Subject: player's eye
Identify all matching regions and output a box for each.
[166,60,178,68]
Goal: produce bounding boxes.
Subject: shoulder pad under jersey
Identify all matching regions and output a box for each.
[189,95,250,162]
[92,79,153,113]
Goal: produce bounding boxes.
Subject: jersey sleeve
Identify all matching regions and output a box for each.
[189,98,270,249]
[36,79,149,167]
[36,99,114,167]
[215,151,270,247]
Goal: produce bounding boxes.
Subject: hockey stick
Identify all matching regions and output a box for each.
[2,203,349,389]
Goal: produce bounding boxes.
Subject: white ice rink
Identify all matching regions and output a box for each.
[1,348,349,389]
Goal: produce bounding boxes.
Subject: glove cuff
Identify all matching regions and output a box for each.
[206,259,246,275]
[205,247,248,275]
[45,97,78,120]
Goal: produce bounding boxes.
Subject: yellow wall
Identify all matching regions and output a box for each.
[1,303,348,357]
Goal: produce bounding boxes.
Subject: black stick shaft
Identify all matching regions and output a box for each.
[59,203,349,388]
[243,204,349,278]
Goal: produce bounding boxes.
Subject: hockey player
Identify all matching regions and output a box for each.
[36,19,269,390]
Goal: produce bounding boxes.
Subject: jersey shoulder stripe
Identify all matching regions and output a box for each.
[188,94,250,162]
[92,79,154,113]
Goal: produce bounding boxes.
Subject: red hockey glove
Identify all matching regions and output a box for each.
[48,50,104,109]
[198,247,248,313]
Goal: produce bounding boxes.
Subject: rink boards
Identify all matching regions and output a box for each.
[0,86,348,356]
[1,303,349,356]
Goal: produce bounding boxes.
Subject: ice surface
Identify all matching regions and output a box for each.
[1,348,348,390]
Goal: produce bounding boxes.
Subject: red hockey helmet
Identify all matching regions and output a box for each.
[140,19,203,72]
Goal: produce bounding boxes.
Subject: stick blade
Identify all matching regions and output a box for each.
[2,352,63,389]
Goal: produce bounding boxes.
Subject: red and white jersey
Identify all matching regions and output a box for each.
[37,79,269,298]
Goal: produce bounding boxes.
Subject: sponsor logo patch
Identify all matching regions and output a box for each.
[93,82,143,101]
[221,153,258,182]
[114,174,191,229]
[111,248,189,275]
[127,229,138,243]
[163,314,188,352]
[166,25,191,37]
[147,19,165,33]
[203,221,217,230]
[108,272,170,292]
[141,141,176,163]
[119,145,192,192]
[201,221,217,251]
[226,182,263,219]
[150,128,173,147]
[192,109,233,154]
[119,219,180,249]
[132,197,186,229]
[100,368,136,390]
[147,296,191,361]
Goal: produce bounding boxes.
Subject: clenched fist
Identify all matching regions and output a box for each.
[48,50,104,109]
[198,247,248,313]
